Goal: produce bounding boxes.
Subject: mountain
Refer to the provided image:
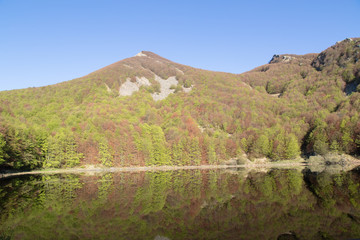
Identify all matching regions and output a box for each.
[0,39,359,170]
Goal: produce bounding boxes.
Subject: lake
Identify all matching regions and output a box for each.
[1,166,360,240]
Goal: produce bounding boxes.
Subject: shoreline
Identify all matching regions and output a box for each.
[0,161,308,179]
[1,157,360,179]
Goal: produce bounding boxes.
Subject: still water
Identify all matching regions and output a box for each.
[1,166,360,240]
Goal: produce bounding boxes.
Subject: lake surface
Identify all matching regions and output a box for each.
[1,166,360,240]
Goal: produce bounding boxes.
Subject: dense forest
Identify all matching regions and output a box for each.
[0,38,359,170]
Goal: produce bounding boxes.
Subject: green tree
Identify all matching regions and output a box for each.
[207,139,217,164]
[0,126,44,169]
[0,133,6,165]
[313,139,329,155]
[138,124,153,164]
[285,134,300,159]
[340,117,354,153]
[254,134,271,157]
[99,141,113,167]
[240,138,248,153]
[188,137,201,165]
[271,131,286,160]
[330,140,340,152]
[64,136,83,168]
[140,124,170,166]
[342,69,355,83]
[44,135,62,168]
[342,131,354,153]
[44,133,82,168]
[150,125,171,165]
[171,141,186,165]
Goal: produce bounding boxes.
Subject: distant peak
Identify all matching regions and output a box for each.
[135,51,147,57]
[336,37,356,44]
[268,54,304,64]
[132,51,174,63]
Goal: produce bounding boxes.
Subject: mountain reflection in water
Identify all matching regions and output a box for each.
[1,167,360,240]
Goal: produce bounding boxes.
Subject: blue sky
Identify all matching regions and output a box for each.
[0,0,359,91]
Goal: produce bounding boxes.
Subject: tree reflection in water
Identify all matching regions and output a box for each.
[1,167,360,240]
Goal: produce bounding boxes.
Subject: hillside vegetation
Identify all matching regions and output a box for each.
[0,39,359,170]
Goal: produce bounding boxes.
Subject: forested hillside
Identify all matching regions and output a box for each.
[0,39,359,170]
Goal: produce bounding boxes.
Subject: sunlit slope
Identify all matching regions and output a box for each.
[241,38,360,155]
[0,40,359,170]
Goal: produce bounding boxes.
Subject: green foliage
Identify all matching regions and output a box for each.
[170,141,185,165]
[260,175,275,197]
[0,133,5,165]
[43,133,83,168]
[182,79,192,88]
[330,140,340,152]
[207,138,218,164]
[99,141,113,167]
[313,138,329,156]
[0,125,44,169]
[254,135,271,157]
[2,168,360,239]
[285,134,301,159]
[265,81,278,94]
[240,138,248,153]
[0,39,360,169]
[132,171,172,215]
[96,173,114,205]
[137,124,171,166]
[342,69,355,83]
[170,84,183,93]
[342,131,353,152]
[188,137,201,165]
[287,170,303,195]
[271,130,286,161]
[145,82,161,93]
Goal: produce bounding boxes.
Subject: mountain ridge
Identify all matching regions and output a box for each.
[0,38,359,170]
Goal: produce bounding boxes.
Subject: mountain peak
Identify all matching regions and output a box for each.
[312,37,360,71]
[135,51,147,57]
[132,51,172,62]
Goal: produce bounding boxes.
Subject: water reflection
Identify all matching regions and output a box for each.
[1,167,360,240]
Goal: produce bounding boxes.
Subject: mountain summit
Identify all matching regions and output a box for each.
[0,39,359,170]
[135,51,147,57]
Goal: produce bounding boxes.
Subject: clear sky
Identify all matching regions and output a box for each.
[0,0,359,91]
